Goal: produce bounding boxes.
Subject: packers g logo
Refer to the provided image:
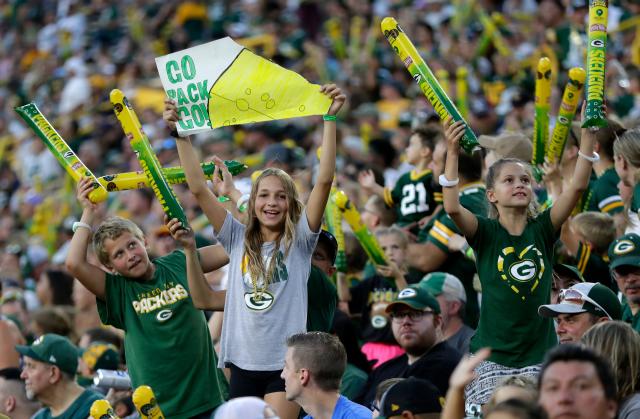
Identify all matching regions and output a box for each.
[497,244,545,299]
[244,292,275,311]
[371,315,388,329]
[613,240,635,255]
[156,309,173,322]
[398,288,417,299]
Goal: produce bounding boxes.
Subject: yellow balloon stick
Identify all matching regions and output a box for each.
[533,57,552,165]
[14,103,108,203]
[456,67,469,119]
[547,67,586,162]
[90,400,120,419]
[582,0,608,129]
[132,385,165,419]
[436,69,450,96]
[381,17,479,154]
[334,190,387,267]
[110,89,188,227]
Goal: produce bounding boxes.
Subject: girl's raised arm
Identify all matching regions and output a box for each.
[550,104,596,229]
[442,119,478,238]
[306,84,346,232]
[163,99,227,232]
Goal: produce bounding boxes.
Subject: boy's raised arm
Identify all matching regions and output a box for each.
[65,177,107,300]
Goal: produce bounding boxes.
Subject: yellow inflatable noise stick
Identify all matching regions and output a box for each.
[582,0,608,129]
[547,67,586,162]
[14,103,108,203]
[133,385,165,419]
[333,190,387,267]
[533,57,552,166]
[90,400,120,419]
[110,89,189,228]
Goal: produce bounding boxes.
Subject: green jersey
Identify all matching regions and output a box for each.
[575,241,613,288]
[32,389,102,419]
[587,167,624,214]
[97,250,227,418]
[418,182,488,328]
[384,169,442,226]
[306,265,338,332]
[468,209,558,368]
[622,302,640,333]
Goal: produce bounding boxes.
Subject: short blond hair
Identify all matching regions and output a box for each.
[572,212,616,254]
[93,217,145,266]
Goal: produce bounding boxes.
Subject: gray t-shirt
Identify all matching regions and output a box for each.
[446,324,475,354]
[217,210,319,371]
[619,393,640,419]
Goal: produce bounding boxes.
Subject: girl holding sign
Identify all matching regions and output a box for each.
[163,84,345,419]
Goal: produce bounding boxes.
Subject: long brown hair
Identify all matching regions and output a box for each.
[485,158,539,219]
[243,168,303,290]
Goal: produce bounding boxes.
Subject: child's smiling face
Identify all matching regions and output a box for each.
[254,175,289,230]
[488,162,533,209]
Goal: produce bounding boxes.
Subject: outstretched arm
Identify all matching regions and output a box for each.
[163,100,227,232]
[442,119,478,238]
[306,84,346,232]
[550,104,596,229]
[167,218,226,310]
[65,178,107,300]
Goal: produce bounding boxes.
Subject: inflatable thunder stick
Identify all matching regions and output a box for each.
[333,190,387,267]
[133,385,165,419]
[324,190,347,273]
[582,0,608,129]
[15,103,108,203]
[90,399,120,419]
[456,67,469,119]
[110,89,189,227]
[381,17,479,154]
[97,160,247,192]
[533,57,552,166]
[547,68,586,162]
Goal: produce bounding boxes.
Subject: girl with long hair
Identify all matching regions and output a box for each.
[613,128,640,235]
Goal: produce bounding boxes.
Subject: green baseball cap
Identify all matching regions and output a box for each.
[553,264,586,283]
[420,272,466,302]
[15,334,78,375]
[385,285,441,314]
[608,234,640,270]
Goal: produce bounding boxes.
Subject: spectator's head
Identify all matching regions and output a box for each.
[361,195,396,231]
[538,282,621,344]
[570,212,616,254]
[36,270,74,307]
[375,226,409,268]
[581,321,640,401]
[594,118,625,161]
[608,233,640,306]
[486,376,539,412]
[213,397,279,419]
[485,398,549,419]
[419,272,466,330]
[30,307,74,341]
[613,128,640,187]
[538,344,617,419]
[78,341,120,377]
[15,334,79,402]
[312,230,337,277]
[263,142,303,172]
[485,158,536,219]
[386,285,442,356]
[282,332,346,402]
[92,217,152,278]
[479,132,533,168]
[0,368,39,419]
[550,264,584,304]
[379,377,444,418]
[77,327,122,352]
[372,378,404,418]
[406,126,442,166]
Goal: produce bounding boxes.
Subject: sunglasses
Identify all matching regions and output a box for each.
[559,288,612,320]
[389,309,434,322]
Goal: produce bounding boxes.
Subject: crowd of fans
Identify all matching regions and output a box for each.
[0,0,640,418]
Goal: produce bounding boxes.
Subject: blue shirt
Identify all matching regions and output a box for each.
[304,395,371,419]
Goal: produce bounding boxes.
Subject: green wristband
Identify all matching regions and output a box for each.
[323,114,337,121]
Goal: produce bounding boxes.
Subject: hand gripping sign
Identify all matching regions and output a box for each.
[110,89,189,228]
[381,17,479,154]
[547,68,587,162]
[582,0,608,129]
[15,103,108,203]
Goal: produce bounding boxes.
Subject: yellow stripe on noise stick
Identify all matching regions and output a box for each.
[110,89,189,228]
[133,385,165,419]
[381,17,479,154]
[14,103,108,203]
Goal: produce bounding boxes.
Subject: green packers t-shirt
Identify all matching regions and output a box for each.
[97,250,227,418]
[306,265,337,332]
[384,169,441,226]
[587,167,623,215]
[468,209,558,368]
[622,302,640,333]
[32,389,102,419]
[574,241,614,290]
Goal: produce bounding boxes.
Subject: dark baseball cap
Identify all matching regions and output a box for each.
[15,334,78,375]
[379,377,444,418]
[79,342,120,371]
[317,230,338,265]
[609,234,640,270]
[386,285,441,315]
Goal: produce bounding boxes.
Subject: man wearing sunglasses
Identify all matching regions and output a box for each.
[357,285,461,408]
[538,282,621,344]
[608,233,640,332]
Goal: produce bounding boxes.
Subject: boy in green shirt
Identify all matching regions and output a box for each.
[66,178,229,418]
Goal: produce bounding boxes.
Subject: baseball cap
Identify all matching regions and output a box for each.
[317,230,338,265]
[478,132,533,162]
[608,234,640,270]
[379,377,444,418]
[553,264,586,283]
[263,142,303,168]
[385,285,441,314]
[538,282,622,320]
[80,342,120,371]
[420,272,467,303]
[15,334,78,375]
